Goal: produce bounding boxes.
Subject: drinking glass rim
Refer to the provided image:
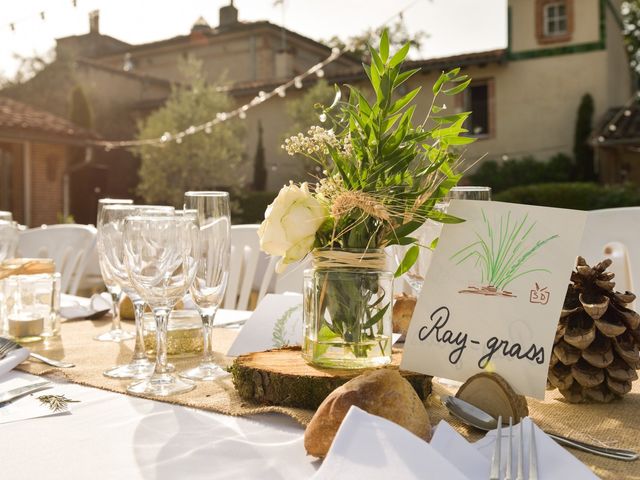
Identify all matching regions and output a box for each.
[102,204,175,212]
[184,191,229,197]
[124,215,193,223]
[450,186,492,192]
[98,198,134,204]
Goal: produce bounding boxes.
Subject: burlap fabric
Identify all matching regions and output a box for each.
[19,319,640,479]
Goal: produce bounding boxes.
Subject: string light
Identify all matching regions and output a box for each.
[82,1,421,151]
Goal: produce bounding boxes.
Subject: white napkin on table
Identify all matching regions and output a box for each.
[0,347,30,379]
[431,420,491,479]
[474,417,599,480]
[60,293,111,319]
[313,406,468,480]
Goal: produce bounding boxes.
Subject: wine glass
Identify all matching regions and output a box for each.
[0,220,18,261]
[123,215,198,396]
[94,198,135,342]
[180,191,230,381]
[101,204,174,379]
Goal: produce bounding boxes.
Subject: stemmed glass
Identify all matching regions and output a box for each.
[123,215,199,396]
[94,198,135,342]
[0,220,18,261]
[101,204,174,379]
[180,192,231,381]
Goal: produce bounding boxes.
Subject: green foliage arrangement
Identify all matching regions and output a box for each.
[495,182,640,210]
[135,58,247,206]
[266,30,475,274]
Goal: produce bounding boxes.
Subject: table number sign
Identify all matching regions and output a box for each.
[227,293,303,357]
[401,200,588,398]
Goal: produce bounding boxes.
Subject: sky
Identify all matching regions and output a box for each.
[0,0,507,79]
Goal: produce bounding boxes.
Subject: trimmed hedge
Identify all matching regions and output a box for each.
[233,191,277,224]
[469,154,575,193]
[495,183,640,210]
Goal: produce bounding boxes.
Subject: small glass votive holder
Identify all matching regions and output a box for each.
[1,273,61,342]
[143,310,203,357]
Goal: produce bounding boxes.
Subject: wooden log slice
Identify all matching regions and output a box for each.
[455,372,528,423]
[230,347,432,410]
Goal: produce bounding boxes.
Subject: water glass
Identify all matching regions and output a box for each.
[100,204,174,379]
[123,215,198,396]
[447,186,492,201]
[0,220,18,261]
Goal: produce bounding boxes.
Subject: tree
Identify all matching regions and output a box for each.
[0,49,55,88]
[574,93,595,181]
[135,57,247,206]
[283,80,336,177]
[253,121,267,191]
[622,1,640,77]
[69,85,93,129]
[325,17,427,60]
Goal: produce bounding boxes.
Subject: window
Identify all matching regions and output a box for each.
[466,83,490,137]
[536,0,573,44]
[543,2,568,36]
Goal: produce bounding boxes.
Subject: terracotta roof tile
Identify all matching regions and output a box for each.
[0,96,98,142]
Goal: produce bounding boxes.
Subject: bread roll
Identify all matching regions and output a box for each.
[304,368,431,457]
[392,293,417,336]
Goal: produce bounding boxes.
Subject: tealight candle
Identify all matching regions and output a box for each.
[8,313,44,339]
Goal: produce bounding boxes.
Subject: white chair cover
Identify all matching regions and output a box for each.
[581,207,640,309]
[18,224,97,295]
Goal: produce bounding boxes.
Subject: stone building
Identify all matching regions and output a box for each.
[0,96,98,226]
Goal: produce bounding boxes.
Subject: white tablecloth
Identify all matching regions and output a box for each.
[1,304,319,480]
[2,373,318,479]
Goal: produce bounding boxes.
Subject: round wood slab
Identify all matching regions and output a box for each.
[456,372,529,422]
[230,347,432,410]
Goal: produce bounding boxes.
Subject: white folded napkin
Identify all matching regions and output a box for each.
[0,347,30,379]
[60,293,111,319]
[313,406,468,480]
[431,420,490,479]
[474,417,598,480]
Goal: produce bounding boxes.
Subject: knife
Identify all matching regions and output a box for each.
[0,381,52,404]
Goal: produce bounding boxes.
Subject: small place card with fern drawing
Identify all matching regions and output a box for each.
[401,200,588,398]
[227,294,304,357]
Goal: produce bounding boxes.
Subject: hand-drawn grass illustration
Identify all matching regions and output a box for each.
[450,210,559,298]
[272,304,303,347]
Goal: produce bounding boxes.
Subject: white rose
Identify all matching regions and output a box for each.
[258,182,326,272]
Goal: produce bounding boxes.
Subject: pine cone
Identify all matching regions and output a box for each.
[548,257,640,402]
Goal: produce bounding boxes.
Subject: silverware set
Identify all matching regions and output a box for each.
[490,416,538,480]
[0,336,75,368]
[443,395,638,462]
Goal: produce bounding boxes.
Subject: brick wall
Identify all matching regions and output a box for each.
[30,142,67,226]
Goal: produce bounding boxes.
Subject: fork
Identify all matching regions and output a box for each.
[0,339,17,359]
[490,417,539,480]
[0,336,75,368]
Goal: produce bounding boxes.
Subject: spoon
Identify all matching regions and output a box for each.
[442,395,638,462]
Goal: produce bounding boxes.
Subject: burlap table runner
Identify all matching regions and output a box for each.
[18,319,640,479]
